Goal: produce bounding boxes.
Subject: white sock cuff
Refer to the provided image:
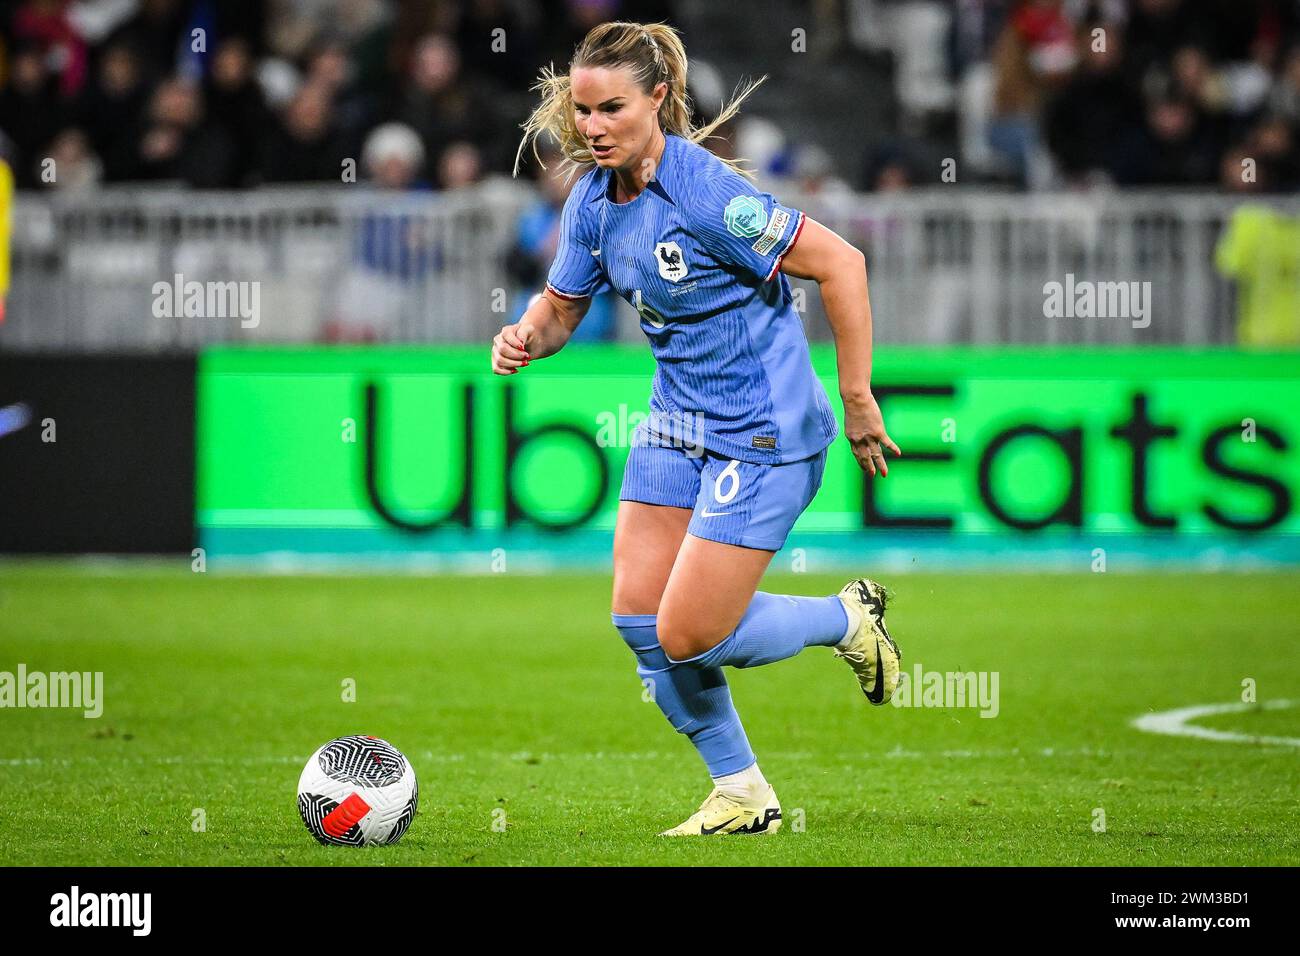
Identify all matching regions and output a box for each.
[838,598,859,645]
[712,761,768,798]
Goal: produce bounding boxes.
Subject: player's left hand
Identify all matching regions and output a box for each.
[843,391,901,477]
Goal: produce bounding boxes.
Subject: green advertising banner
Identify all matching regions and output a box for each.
[197,347,1300,567]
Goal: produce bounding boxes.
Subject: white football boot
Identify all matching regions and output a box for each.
[834,578,902,705]
[659,785,783,837]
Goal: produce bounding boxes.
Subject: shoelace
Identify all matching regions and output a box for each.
[695,789,744,814]
[833,645,868,663]
[834,602,877,659]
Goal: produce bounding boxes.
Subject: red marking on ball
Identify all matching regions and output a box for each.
[322,792,372,837]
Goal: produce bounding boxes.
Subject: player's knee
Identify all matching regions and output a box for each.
[610,580,663,619]
[657,613,721,664]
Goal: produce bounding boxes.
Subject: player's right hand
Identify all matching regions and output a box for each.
[843,390,902,477]
[491,321,534,375]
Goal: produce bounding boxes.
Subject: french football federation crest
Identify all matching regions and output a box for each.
[723,195,768,239]
[654,241,688,282]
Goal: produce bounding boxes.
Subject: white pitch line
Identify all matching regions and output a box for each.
[1132,699,1300,748]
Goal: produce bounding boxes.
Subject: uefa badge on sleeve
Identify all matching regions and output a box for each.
[723,195,768,238]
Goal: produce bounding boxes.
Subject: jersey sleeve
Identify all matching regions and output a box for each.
[545,179,609,300]
[690,168,806,283]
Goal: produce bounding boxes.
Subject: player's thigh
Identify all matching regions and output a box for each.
[656,449,828,659]
[657,533,775,660]
[611,500,693,615]
[612,438,704,615]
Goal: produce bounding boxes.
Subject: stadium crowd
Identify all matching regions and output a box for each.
[975,0,1300,190]
[0,0,674,192]
[0,1,1298,194]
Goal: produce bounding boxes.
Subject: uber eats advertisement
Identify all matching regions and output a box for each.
[197,347,1300,564]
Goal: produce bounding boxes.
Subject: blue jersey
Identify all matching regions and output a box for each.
[546,132,839,464]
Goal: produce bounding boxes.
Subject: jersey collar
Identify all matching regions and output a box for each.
[590,132,680,206]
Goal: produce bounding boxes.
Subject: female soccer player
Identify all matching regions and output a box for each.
[493,21,903,836]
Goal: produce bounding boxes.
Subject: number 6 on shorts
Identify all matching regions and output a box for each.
[714,458,741,504]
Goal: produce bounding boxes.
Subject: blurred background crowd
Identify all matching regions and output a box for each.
[0,0,1297,348]
[2,0,1299,195]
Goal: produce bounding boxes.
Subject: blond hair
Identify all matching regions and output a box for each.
[513,20,763,182]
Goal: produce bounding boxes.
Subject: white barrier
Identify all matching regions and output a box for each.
[2,183,1295,350]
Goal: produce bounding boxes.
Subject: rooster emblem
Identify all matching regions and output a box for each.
[654,241,689,282]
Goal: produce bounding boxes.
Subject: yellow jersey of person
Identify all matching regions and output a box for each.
[1214,205,1300,347]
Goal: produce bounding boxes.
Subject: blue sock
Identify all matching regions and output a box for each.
[611,613,756,778]
[671,592,849,670]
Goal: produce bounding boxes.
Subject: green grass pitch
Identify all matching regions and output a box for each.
[1,564,1297,866]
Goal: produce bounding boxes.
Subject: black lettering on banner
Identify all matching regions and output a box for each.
[504,386,609,530]
[1109,392,1178,529]
[862,385,955,529]
[978,425,1083,529]
[364,380,473,531]
[1202,423,1291,531]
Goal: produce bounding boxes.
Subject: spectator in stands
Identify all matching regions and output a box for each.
[792,144,853,198]
[1215,205,1300,346]
[435,141,483,190]
[362,121,428,191]
[303,37,373,154]
[1164,45,1233,158]
[1247,113,1300,191]
[112,76,239,186]
[259,81,349,183]
[204,38,268,187]
[989,0,1077,186]
[0,44,68,186]
[392,33,500,184]
[104,0,191,82]
[1122,0,1208,87]
[324,120,433,343]
[78,41,150,181]
[862,143,919,192]
[41,127,102,190]
[1043,20,1135,186]
[1171,45,1231,122]
[12,0,89,97]
[1113,93,1219,186]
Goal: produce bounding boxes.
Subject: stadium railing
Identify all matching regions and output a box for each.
[2,184,1295,350]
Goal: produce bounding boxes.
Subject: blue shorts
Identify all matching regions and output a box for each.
[619,441,828,551]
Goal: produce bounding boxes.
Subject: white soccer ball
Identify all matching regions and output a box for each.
[297,735,418,846]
